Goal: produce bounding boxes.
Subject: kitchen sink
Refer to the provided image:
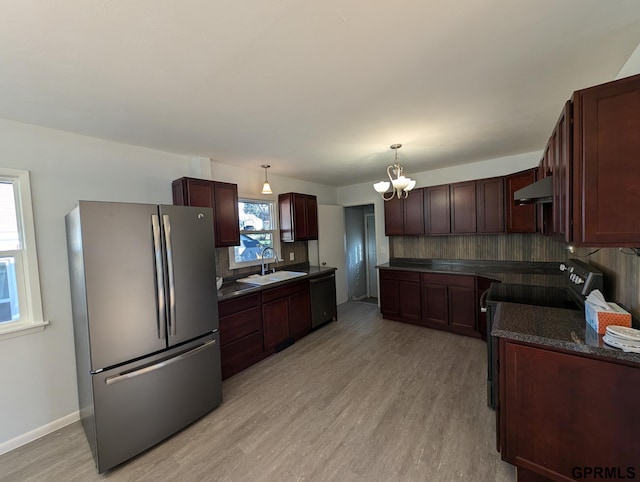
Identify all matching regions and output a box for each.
[236,271,307,286]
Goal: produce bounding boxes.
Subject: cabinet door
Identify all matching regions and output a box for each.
[553,101,572,242]
[289,290,311,340]
[505,169,537,233]
[306,196,318,240]
[380,277,399,317]
[476,178,505,234]
[398,281,421,322]
[450,181,477,234]
[448,285,476,334]
[403,188,425,235]
[384,196,404,236]
[421,283,448,326]
[293,194,309,240]
[262,298,290,350]
[213,181,240,247]
[425,185,451,234]
[574,74,640,246]
[501,343,640,479]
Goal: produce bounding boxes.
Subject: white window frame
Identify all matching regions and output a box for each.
[0,168,47,340]
[228,198,281,270]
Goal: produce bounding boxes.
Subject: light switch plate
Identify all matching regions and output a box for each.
[289,252,295,261]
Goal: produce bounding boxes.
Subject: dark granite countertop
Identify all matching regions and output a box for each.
[376,258,564,284]
[492,302,640,365]
[217,266,337,302]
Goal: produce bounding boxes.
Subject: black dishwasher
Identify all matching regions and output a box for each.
[310,273,337,329]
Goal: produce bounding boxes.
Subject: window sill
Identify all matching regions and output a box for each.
[0,320,49,341]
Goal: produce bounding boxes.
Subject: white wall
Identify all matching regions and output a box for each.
[0,119,201,450]
[209,160,337,205]
[336,150,542,266]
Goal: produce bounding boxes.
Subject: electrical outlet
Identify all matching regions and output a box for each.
[289,252,295,261]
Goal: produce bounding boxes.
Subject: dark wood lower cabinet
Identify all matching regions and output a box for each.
[420,273,477,337]
[379,270,420,324]
[379,269,480,338]
[218,293,266,380]
[262,279,312,350]
[499,341,640,480]
[218,279,313,379]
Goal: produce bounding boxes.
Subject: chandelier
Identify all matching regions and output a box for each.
[373,144,416,201]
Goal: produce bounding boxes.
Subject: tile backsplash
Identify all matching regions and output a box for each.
[390,233,569,262]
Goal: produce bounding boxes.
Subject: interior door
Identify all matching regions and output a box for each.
[160,205,219,346]
[365,213,378,298]
[317,205,348,305]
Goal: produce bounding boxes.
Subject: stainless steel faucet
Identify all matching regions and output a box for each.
[260,246,277,276]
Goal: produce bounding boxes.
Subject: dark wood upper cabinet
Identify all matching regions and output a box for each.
[573,74,640,246]
[172,177,240,247]
[403,188,425,235]
[505,169,537,233]
[383,195,404,236]
[278,193,318,242]
[450,181,477,234]
[476,177,505,234]
[552,101,572,242]
[383,189,425,236]
[425,185,451,235]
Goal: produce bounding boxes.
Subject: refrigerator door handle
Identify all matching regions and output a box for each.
[151,214,167,340]
[105,339,217,385]
[163,214,177,336]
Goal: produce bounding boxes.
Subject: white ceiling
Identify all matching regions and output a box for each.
[1,1,640,186]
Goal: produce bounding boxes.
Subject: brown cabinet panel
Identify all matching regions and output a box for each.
[505,169,537,233]
[448,285,476,334]
[421,283,448,326]
[383,196,404,236]
[219,306,262,347]
[379,270,420,323]
[450,181,477,234]
[553,101,572,242]
[172,177,240,247]
[477,177,505,234]
[403,188,425,235]
[220,332,264,380]
[289,290,311,340]
[574,74,640,246]
[279,193,318,242]
[426,185,451,234]
[501,342,640,479]
[262,298,290,350]
[212,182,240,246]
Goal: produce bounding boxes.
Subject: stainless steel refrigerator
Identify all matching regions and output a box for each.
[66,201,222,473]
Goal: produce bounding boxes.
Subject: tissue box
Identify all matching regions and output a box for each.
[585,300,632,334]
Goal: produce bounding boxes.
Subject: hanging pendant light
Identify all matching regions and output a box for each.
[261,164,273,194]
[373,144,416,201]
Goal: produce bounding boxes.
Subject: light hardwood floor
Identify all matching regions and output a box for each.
[0,301,516,481]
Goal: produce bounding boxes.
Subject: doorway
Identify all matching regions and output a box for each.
[344,204,377,303]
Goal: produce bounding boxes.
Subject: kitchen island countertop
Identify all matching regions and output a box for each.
[492,302,640,365]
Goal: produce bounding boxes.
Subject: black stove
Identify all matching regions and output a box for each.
[484,259,603,409]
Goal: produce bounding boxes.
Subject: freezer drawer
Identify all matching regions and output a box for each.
[90,334,222,473]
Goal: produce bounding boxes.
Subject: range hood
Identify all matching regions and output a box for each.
[513,175,553,204]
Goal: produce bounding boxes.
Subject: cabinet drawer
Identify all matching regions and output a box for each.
[379,270,420,282]
[219,293,260,318]
[420,273,475,288]
[219,306,262,346]
[262,280,309,303]
[221,332,264,379]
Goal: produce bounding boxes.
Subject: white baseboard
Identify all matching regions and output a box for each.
[0,411,80,456]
